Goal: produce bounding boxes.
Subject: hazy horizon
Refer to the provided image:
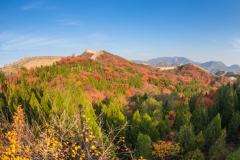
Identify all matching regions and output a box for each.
[1,0,240,67]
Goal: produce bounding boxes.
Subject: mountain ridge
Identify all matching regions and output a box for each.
[132,57,240,74]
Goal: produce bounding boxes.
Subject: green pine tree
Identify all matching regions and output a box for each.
[222,92,235,127]
[208,129,226,160]
[165,115,171,135]
[136,133,152,159]
[174,125,195,153]
[195,131,205,150]
[173,110,185,131]
[227,111,240,140]
[204,113,222,149]
[131,110,142,145]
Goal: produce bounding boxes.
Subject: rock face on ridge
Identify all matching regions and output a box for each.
[215,70,226,76]
[171,62,179,67]
[225,72,236,78]
[153,62,170,67]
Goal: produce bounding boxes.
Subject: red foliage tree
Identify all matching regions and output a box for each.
[49,81,55,87]
[94,74,102,81]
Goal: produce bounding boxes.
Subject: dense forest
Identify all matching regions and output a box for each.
[0,51,240,159]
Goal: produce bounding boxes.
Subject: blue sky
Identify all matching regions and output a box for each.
[1,0,240,67]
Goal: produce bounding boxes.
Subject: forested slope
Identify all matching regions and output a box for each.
[0,51,239,159]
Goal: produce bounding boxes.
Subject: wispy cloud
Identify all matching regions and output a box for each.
[231,39,240,49]
[21,2,55,10]
[87,33,110,41]
[225,39,240,52]
[55,19,81,26]
[0,31,76,51]
[21,2,41,10]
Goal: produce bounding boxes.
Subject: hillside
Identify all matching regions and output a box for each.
[2,56,62,75]
[225,71,236,78]
[0,51,232,104]
[153,62,170,67]
[0,50,237,159]
[215,70,226,76]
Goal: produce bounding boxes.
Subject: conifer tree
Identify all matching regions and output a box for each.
[29,92,40,122]
[141,113,160,142]
[208,102,218,122]
[195,131,205,150]
[152,109,162,126]
[189,95,197,113]
[226,148,240,160]
[105,99,126,136]
[136,133,152,159]
[174,125,195,153]
[234,92,239,111]
[173,110,185,131]
[131,110,141,145]
[222,92,235,127]
[227,111,240,140]
[52,88,64,114]
[191,100,209,134]
[165,115,171,135]
[218,88,224,114]
[157,120,167,137]
[204,113,222,149]
[143,92,148,100]
[163,100,171,112]
[208,129,226,160]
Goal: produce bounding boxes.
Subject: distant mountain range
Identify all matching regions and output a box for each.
[132,56,240,74]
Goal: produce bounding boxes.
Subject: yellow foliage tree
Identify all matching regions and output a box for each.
[152,140,180,160]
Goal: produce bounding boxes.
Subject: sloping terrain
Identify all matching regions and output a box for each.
[2,51,232,103]
[0,50,237,159]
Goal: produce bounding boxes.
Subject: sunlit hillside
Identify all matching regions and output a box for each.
[0,51,239,159]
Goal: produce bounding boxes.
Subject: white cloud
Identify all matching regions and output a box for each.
[87,33,110,40]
